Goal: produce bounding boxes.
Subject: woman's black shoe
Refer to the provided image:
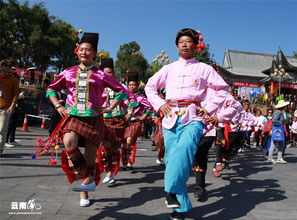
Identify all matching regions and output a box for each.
[194,186,206,200]
[170,211,185,220]
[165,193,181,208]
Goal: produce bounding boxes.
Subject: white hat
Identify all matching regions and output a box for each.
[275,100,290,109]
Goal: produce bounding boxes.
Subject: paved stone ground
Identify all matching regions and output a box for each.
[1,126,297,220]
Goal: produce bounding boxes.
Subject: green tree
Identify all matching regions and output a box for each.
[0,0,78,71]
[293,51,297,58]
[115,41,149,81]
[48,18,78,72]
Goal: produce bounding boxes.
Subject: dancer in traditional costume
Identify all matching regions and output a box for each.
[152,89,166,165]
[122,72,153,170]
[46,33,127,207]
[145,28,229,220]
[194,86,242,199]
[241,102,257,150]
[98,58,136,184]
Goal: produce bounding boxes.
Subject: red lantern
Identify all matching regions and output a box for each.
[75,31,79,35]
[198,44,205,49]
[197,48,203,53]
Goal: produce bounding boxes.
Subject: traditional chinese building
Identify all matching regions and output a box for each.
[219,49,297,97]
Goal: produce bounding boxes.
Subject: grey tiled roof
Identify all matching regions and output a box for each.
[222,49,297,78]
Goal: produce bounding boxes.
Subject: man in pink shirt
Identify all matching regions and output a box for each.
[145,28,229,220]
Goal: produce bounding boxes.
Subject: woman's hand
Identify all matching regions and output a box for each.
[125,114,132,121]
[101,107,112,113]
[197,107,210,118]
[160,103,172,116]
[56,105,68,117]
[137,115,147,121]
[205,114,218,125]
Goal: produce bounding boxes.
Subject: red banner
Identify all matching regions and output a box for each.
[281,83,297,90]
[232,81,262,88]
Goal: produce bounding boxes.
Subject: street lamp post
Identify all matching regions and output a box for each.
[270,64,290,97]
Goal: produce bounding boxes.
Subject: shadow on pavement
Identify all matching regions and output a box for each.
[187,149,287,219]
[88,165,168,219]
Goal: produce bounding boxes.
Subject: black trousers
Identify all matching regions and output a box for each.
[6,107,19,143]
[261,132,270,151]
[224,132,241,160]
[195,136,215,187]
[48,108,62,135]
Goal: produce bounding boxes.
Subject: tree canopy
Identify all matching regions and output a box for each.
[115,41,149,81]
[0,0,78,71]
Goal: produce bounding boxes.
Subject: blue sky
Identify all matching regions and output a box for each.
[27,0,297,65]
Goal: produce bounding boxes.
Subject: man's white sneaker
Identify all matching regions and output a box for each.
[267,158,276,163]
[156,158,165,165]
[80,198,90,207]
[9,141,21,146]
[5,143,15,148]
[102,174,115,184]
[275,158,287,164]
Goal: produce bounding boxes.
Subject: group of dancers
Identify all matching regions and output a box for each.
[41,28,289,220]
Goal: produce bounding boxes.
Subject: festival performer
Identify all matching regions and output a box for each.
[194,91,242,199]
[240,102,257,150]
[289,116,297,147]
[46,33,128,207]
[152,89,166,165]
[145,28,229,220]
[253,109,265,149]
[122,72,153,170]
[98,58,137,184]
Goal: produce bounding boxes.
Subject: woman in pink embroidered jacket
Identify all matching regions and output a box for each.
[46,33,127,207]
[123,72,153,170]
[98,58,137,185]
[145,28,229,218]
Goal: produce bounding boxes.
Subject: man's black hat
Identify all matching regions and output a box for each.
[80,32,99,51]
[100,58,114,70]
[175,28,200,45]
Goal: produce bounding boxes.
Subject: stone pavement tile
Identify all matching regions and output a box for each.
[251,209,297,220]
[86,212,169,220]
[58,201,106,217]
[0,191,35,206]
[6,213,90,220]
[260,199,297,210]
[0,182,17,192]
[11,182,70,193]
[0,212,11,220]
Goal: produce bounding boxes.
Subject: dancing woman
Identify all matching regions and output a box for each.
[46,33,128,206]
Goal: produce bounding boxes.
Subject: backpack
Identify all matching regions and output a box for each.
[264,119,273,133]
